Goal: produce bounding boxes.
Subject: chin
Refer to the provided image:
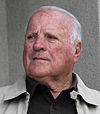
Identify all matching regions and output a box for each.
[29,64,50,75]
[28,67,49,78]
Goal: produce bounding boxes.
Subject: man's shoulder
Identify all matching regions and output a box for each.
[0,76,26,102]
[88,87,100,100]
[0,84,12,101]
[75,72,100,105]
[77,75,100,97]
[90,87,100,94]
[0,84,11,93]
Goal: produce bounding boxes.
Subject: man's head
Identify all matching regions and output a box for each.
[23,6,82,83]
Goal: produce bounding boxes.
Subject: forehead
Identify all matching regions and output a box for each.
[27,9,74,32]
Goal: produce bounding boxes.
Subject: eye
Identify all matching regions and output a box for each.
[46,34,57,40]
[27,33,38,40]
[27,35,33,39]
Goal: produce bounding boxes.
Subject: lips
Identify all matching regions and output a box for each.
[32,56,49,61]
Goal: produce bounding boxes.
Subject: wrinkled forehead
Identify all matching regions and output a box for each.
[28,9,74,29]
[31,9,73,19]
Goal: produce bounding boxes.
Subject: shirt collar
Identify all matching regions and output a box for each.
[70,73,77,91]
[26,73,77,98]
[26,76,39,98]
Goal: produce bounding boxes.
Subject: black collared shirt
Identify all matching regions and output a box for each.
[26,74,78,114]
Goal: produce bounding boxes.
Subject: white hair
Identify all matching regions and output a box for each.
[25,6,82,44]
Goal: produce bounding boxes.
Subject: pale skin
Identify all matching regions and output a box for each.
[23,9,81,99]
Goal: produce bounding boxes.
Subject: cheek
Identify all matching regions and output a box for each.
[23,42,33,67]
[24,42,33,56]
[50,44,74,64]
[48,46,65,65]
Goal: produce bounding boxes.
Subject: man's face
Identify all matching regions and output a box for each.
[23,10,78,81]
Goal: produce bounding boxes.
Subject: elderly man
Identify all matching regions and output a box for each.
[0,6,100,114]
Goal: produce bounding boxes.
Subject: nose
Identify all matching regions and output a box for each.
[33,36,46,51]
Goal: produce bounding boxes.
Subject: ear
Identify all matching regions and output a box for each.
[73,41,82,63]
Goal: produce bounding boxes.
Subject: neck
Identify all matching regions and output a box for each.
[50,75,72,99]
[33,72,73,99]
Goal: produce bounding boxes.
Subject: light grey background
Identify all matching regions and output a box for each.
[0,0,100,91]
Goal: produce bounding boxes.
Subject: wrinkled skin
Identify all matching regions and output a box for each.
[23,9,81,94]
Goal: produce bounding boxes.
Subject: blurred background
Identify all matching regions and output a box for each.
[0,0,100,90]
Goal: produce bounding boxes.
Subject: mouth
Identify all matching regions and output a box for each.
[32,57,49,61]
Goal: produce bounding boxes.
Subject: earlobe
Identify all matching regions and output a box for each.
[74,41,82,63]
